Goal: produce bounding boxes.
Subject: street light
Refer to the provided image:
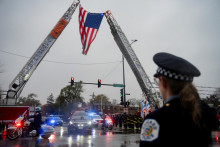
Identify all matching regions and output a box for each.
[130,39,138,45]
[122,39,138,108]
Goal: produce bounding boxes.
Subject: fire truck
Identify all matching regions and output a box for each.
[0,106,29,133]
[1,0,162,110]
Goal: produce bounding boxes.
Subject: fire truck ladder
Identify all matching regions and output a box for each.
[105,11,161,109]
[6,0,80,105]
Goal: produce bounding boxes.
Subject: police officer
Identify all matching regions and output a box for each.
[140,52,219,147]
[34,107,42,136]
[123,113,128,129]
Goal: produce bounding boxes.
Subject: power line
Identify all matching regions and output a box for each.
[152,83,219,90]
[197,89,219,93]
[83,62,122,95]
[0,49,121,66]
[199,93,218,96]
[102,62,121,81]
[196,86,219,89]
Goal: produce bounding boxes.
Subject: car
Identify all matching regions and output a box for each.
[68,111,92,134]
[90,115,103,128]
[46,116,63,126]
[42,116,48,123]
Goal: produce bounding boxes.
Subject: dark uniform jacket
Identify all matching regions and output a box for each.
[34,112,42,129]
[140,96,218,147]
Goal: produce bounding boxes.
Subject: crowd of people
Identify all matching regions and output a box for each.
[111,113,144,130]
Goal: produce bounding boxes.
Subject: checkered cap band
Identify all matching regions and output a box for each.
[157,67,193,82]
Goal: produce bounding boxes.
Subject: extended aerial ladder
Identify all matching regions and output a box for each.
[105,11,162,109]
[5,0,80,105]
[4,1,161,109]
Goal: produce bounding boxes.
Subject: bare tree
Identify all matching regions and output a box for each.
[129,98,137,106]
[47,93,55,104]
[215,87,220,99]
[90,94,110,104]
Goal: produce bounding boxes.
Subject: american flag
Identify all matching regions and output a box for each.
[141,101,146,119]
[79,5,104,55]
[141,100,151,119]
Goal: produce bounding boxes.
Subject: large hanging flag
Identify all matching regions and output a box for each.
[141,101,146,119]
[79,5,104,55]
[146,100,151,114]
[141,100,151,119]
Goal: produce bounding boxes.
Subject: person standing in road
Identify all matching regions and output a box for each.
[118,114,123,128]
[140,52,219,147]
[34,107,42,136]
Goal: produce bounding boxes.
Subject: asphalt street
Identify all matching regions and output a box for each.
[0,124,219,147]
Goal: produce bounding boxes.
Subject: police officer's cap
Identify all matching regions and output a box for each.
[153,52,200,82]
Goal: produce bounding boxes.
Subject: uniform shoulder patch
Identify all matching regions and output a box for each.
[140,119,160,142]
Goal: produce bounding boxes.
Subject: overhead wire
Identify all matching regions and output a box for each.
[83,61,122,97]
[2,49,219,99]
[0,49,121,66]
[1,49,123,99]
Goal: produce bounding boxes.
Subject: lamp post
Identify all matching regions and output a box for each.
[122,39,138,108]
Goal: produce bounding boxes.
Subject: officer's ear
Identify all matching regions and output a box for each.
[160,77,168,89]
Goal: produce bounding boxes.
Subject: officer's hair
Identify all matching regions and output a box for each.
[163,77,204,129]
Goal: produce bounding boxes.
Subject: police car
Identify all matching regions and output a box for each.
[68,111,92,134]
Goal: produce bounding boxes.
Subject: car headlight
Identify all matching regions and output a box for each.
[88,121,92,125]
[69,121,73,125]
[51,120,55,123]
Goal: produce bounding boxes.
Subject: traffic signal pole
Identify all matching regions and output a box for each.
[69,81,124,87]
[122,55,126,108]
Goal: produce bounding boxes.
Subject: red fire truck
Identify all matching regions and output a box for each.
[0,106,29,133]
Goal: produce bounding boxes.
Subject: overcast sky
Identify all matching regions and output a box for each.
[0,0,220,105]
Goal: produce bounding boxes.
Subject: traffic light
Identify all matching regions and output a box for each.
[71,77,74,86]
[126,101,130,106]
[98,79,101,88]
[120,88,124,105]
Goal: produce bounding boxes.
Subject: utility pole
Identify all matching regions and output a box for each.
[122,39,137,108]
[122,55,126,108]
[101,96,103,115]
[90,92,96,111]
[90,92,96,99]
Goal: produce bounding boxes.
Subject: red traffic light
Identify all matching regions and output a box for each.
[71,77,74,86]
[98,79,101,88]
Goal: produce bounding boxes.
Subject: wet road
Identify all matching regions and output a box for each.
[0,124,220,147]
[0,124,141,147]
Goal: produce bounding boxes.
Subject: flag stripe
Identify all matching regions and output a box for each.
[78,5,103,55]
[85,29,95,54]
[85,27,90,50]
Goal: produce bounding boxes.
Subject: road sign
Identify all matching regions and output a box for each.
[124,108,128,113]
[113,84,124,87]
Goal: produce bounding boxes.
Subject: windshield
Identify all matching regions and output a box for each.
[73,111,87,116]
[92,115,102,119]
[70,111,92,121]
[48,117,61,120]
[71,115,90,120]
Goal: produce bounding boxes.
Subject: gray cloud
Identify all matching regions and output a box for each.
[0,0,219,104]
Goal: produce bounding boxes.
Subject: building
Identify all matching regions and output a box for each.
[89,102,140,115]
